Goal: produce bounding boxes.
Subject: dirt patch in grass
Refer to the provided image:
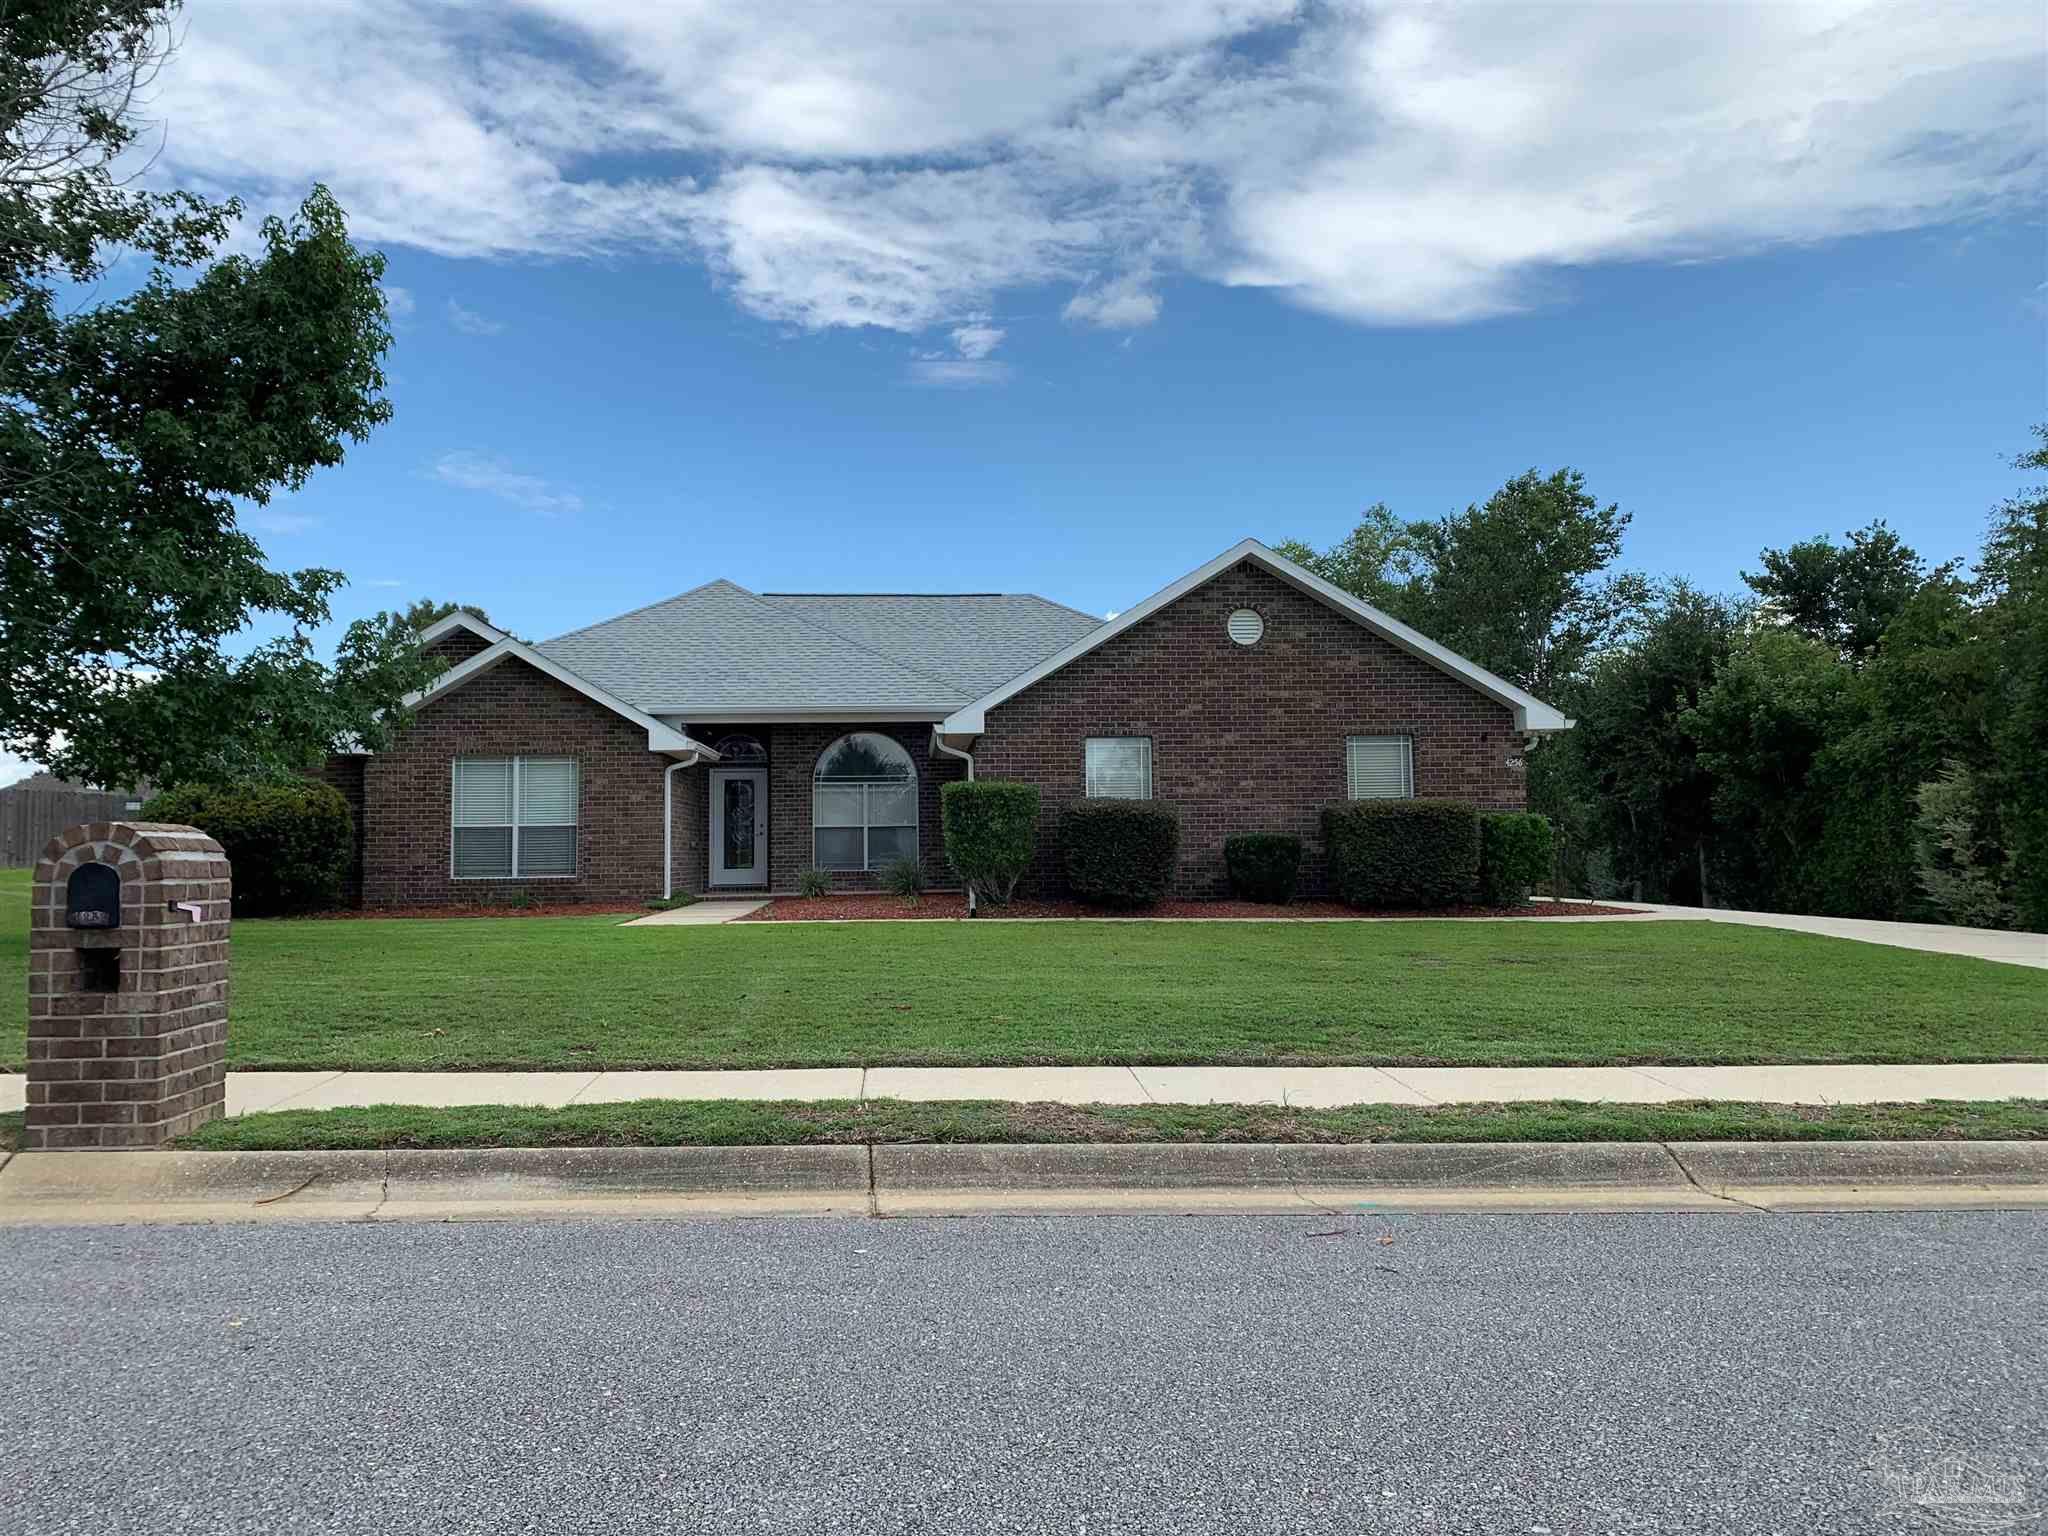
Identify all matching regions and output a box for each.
[738,894,1642,922]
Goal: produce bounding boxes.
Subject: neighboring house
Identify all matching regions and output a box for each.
[321,539,1569,907]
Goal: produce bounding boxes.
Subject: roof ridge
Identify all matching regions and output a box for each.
[539,577,758,648]
[735,586,972,694]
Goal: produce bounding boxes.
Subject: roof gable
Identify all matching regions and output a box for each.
[403,636,717,758]
[938,539,1572,736]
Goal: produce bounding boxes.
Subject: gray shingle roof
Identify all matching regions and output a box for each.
[535,580,1102,715]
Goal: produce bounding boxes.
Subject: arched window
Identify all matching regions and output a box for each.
[711,733,767,763]
[814,732,917,871]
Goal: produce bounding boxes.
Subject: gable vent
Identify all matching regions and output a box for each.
[1227,608,1264,646]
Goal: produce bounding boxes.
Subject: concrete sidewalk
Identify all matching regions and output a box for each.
[4,1061,2040,1116]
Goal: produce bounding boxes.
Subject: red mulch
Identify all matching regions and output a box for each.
[737,894,1641,922]
[303,902,648,921]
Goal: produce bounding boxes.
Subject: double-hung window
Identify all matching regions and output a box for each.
[452,757,579,878]
[1345,736,1413,799]
[1084,737,1152,799]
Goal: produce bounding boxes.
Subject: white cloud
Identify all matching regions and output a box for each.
[445,299,507,335]
[950,321,1006,360]
[433,451,584,515]
[366,578,406,588]
[1064,271,1162,330]
[244,510,320,535]
[909,359,1013,388]
[380,284,416,320]
[142,2,2044,334]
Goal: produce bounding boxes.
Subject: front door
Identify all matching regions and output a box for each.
[709,768,768,887]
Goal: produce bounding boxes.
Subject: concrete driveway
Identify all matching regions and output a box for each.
[1607,901,2048,969]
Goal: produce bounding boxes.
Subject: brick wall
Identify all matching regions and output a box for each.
[360,655,674,907]
[763,723,964,893]
[974,560,1527,897]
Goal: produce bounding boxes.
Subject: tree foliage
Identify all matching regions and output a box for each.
[0,1,431,787]
[403,598,496,632]
[1743,520,1930,659]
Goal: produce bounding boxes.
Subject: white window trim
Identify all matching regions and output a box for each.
[1345,735,1414,800]
[812,733,919,873]
[450,755,581,880]
[1084,736,1154,800]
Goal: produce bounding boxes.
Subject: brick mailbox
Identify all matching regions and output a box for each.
[26,822,231,1150]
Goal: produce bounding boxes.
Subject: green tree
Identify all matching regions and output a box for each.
[1743,521,1928,659]
[1556,582,1744,903]
[0,2,429,787]
[403,598,497,632]
[1401,468,1637,698]
[1681,628,1852,910]
[1976,426,2048,928]
[1273,503,1420,614]
[1283,470,1637,700]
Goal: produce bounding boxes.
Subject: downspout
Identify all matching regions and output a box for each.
[663,752,702,901]
[930,730,977,915]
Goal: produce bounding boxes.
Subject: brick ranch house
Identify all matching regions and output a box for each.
[321,539,1570,907]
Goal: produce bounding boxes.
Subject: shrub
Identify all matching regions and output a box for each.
[1321,799,1480,909]
[1224,833,1303,904]
[880,855,927,899]
[142,780,354,917]
[940,779,1040,906]
[1060,799,1181,908]
[795,866,831,898]
[1478,812,1555,907]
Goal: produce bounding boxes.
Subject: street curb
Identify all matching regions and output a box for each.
[0,1141,2042,1223]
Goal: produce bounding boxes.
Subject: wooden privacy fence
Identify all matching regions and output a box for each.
[0,780,145,866]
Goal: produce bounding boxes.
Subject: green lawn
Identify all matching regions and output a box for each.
[0,867,2041,1070]
[166,1098,2048,1152]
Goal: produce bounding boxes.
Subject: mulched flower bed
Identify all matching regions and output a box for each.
[302,902,650,921]
[736,894,1641,922]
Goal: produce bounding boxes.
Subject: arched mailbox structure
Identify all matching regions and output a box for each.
[26,821,231,1149]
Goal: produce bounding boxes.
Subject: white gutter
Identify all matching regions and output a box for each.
[662,752,703,900]
[930,731,977,916]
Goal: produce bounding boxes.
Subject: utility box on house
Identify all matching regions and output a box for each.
[26,822,231,1150]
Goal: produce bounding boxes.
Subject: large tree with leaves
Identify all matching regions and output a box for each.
[1743,521,1931,660]
[0,0,429,788]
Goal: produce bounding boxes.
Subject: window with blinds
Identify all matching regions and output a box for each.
[1085,737,1153,799]
[452,757,579,878]
[1345,736,1412,799]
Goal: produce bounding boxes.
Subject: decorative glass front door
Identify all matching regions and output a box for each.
[709,768,768,886]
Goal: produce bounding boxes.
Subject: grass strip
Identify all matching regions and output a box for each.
[165,1097,2048,1152]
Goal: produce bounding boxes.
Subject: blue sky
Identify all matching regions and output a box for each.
[297,214,2042,642]
[7,3,2043,784]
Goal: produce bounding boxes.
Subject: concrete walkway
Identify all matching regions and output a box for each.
[622,899,768,926]
[4,1062,2040,1117]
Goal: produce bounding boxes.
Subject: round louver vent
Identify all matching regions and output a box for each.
[1227,608,1264,646]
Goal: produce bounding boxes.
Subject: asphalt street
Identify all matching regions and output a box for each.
[4,1210,2043,1534]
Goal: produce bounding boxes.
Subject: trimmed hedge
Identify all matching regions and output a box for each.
[1224,832,1303,904]
[142,780,354,917]
[1321,799,1480,909]
[941,779,1040,906]
[1479,812,1555,907]
[1060,799,1181,908]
